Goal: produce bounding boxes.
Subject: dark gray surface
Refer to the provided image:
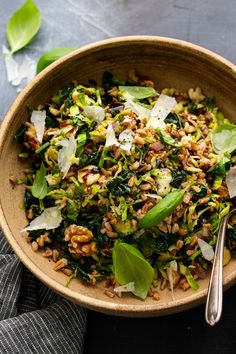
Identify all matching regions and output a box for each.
[1,1,236,353]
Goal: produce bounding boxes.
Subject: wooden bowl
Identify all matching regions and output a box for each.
[1,36,236,317]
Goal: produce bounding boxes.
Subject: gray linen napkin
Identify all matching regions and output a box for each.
[0,233,87,354]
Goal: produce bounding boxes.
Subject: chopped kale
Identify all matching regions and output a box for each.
[170,170,187,188]
[24,189,39,210]
[45,115,58,128]
[59,85,74,104]
[102,71,114,90]
[15,124,26,142]
[208,156,231,177]
[227,227,236,241]
[187,102,199,115]
[66,258,90,282]
[192,184,208,198]
[164,112,183,128]
[86,151,101,165]
[79,216,109,246]
[136,232,179,258]
[107,172,132,196]
[201,96,216,111]
[27,229,45,241]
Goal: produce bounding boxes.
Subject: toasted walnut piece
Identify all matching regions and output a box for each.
[31,241,38,252]
[179,278,190,291]
[64,224,97,258]
[188,87,205,102]
[26,208,34,220]
[53,258,68,271]
[153,292,161,301]
[104,290,115,298]
[61,268,73,276]
[77,165,100,186]
[37,232,51,248]
[52,249,60,262]
[43,248,53,257]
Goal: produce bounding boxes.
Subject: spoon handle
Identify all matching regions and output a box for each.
[205,215,228,326]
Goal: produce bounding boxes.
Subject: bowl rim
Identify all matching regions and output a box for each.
[1,35,236,316]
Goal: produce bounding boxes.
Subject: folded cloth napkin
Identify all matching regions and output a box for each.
[0,233,87,354]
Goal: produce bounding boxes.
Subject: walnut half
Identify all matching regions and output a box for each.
[64,224,97,258]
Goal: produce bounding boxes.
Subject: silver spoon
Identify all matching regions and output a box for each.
[205,207,236,326]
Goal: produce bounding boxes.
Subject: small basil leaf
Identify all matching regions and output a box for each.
[119,86,157,99]
[37,47,76,73]
[211,124,236,154]
[139,189,185,229]
[7,0,41,54]
[32,163,48,199]
[112,241,154,299]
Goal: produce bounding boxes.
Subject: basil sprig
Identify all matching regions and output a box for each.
[112,241,154,299]
[138,189,185,228]
[119,86,157,99]
[32,163,48,199]
[7,0,41,54]
[211,124,236,154]
[37,47,76,73]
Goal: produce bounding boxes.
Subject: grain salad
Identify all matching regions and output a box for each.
[15,70,236,300]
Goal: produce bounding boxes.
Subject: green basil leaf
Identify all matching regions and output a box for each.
[112,241,154,299]
[119,86,157,99]
[7,0,41,54]
[32,163,48,199]
[37,47,76,73]
[211,124,236,154]
[138,189,185,229]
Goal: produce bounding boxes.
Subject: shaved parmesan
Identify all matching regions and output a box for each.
[83,106,105,123]
[226,166,236,198]
[3,46,36,87]
[123,115,133,123]
[105,123,120,147]
[114,282,135,293]
[166,260,178,300]
[118,128,134,151]
[12,54,36,86]
[144,194,162,200]
[124,99,150,119]
[198,238,214,261]
[3,46,18,83]
[30,110,46,143]
[21,206,62,232]
[57,137,77,178]
[148,94,177,129]
[105,124,134,151]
